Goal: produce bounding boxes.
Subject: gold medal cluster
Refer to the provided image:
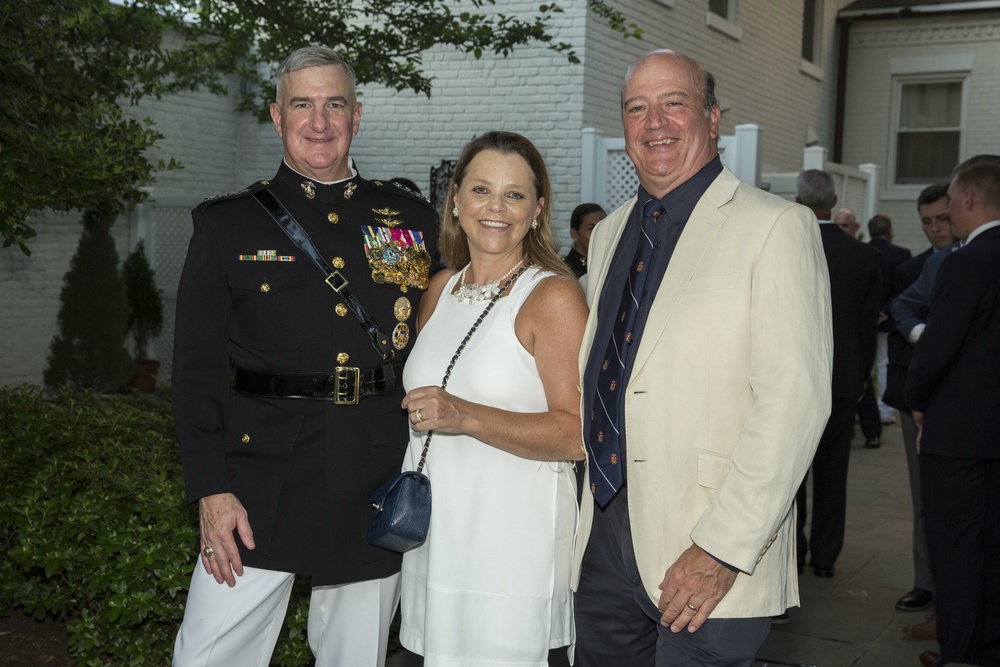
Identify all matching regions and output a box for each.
[368,240,431,294]
[295,178,427,352]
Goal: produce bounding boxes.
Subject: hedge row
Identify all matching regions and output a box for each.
[0,386,311,666]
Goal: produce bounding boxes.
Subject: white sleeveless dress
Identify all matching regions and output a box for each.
[399,266,577,666]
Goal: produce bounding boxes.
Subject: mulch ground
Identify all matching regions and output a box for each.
[0,612,74,666]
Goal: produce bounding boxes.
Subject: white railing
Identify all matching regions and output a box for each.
[582,127,878,223]
[762,146,879,223]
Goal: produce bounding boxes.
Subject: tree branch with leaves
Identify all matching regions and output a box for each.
[1,0,639,254]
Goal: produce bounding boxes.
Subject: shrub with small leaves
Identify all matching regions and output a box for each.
[0,386,314,666]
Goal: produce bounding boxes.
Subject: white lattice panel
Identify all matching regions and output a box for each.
[154,206,196,294]
[149,204,196,382]
[838,176,868,218]
[152,300,176,384]
[606,150,639,210]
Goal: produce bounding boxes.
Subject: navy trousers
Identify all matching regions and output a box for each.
[575,485,771,666]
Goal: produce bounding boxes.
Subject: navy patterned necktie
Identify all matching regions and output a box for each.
[588,198,663,506]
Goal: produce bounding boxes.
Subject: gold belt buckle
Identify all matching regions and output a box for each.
[333,366,360,405]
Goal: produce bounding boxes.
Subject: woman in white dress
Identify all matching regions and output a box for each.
[399,131,589,666]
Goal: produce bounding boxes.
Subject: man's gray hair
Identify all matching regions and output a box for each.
[797,169,837,209]
[275,46,357,103]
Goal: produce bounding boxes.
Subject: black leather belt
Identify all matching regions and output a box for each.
[233,363,403,404]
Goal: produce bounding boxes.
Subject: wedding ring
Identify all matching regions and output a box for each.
[203,547,215,558]
[686,603,699,612]
[415,409,424,423]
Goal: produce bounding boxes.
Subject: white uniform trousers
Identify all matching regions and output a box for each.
[172,563,400,667]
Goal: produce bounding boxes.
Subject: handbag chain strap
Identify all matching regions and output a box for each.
[414,264,529,474]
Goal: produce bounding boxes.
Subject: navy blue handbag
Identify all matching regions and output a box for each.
[368,469,432,552]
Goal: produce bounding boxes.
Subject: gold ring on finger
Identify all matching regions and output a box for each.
[203,546,215,558]
[686,603,698,612]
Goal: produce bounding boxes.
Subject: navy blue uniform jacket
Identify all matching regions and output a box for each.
[173,163,438,584]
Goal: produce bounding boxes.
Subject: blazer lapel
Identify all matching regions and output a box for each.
[630,168,739,378]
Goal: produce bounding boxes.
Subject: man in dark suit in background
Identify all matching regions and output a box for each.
[906,155,1000,667]
[171,46,438,666]
[795,169,881,578]
[857,214,911,448]
[882,183,956,626]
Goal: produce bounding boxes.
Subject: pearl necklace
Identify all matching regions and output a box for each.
[454,257,526,304]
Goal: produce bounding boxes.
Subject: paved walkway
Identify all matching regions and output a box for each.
[755,417,935,667]
[390,417,936,667]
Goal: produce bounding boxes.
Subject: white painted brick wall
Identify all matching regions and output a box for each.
[350,0,589,255]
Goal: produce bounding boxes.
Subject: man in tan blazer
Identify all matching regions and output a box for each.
[573,50,833,665]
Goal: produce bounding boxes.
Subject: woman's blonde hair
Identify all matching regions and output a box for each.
[439,131,573,279]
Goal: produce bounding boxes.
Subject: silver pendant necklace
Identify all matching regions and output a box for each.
[454,257,526,304]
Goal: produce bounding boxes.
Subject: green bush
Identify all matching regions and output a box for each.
[122,241,164,363]
[0,386,312,666]
[43,209,134,392]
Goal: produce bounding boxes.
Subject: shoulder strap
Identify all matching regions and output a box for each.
[252,189,395,363]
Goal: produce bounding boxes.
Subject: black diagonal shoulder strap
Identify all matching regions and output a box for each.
[252,188,395,362]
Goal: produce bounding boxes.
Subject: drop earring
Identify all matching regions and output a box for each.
[453,206,459,217]
[531,219,539,230]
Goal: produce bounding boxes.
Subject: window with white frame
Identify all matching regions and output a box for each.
[801,0,822,64]
[706,0,740,39]
[709,0,736,20]
[894,79,963,185]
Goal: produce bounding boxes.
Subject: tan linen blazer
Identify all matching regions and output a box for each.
[573,166,833,618]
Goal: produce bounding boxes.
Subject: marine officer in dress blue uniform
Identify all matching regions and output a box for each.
[171,46,438,667]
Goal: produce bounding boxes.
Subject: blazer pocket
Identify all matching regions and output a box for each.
[226,394,305,456]
[224,394,304,553]
[229,263,306,351]
[682,272,738,295]
[697,449,731,489]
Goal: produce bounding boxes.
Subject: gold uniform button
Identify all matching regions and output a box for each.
[241,434,250,444]
[328,212,339,224]
[260,283,270,293]
[337,352,350,365]
[335,303,348,317]
[332,257,345,269]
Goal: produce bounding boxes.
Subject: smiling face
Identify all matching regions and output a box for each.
[452,149,543,269]
[622,52,720,198]
[269,64,362,181]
